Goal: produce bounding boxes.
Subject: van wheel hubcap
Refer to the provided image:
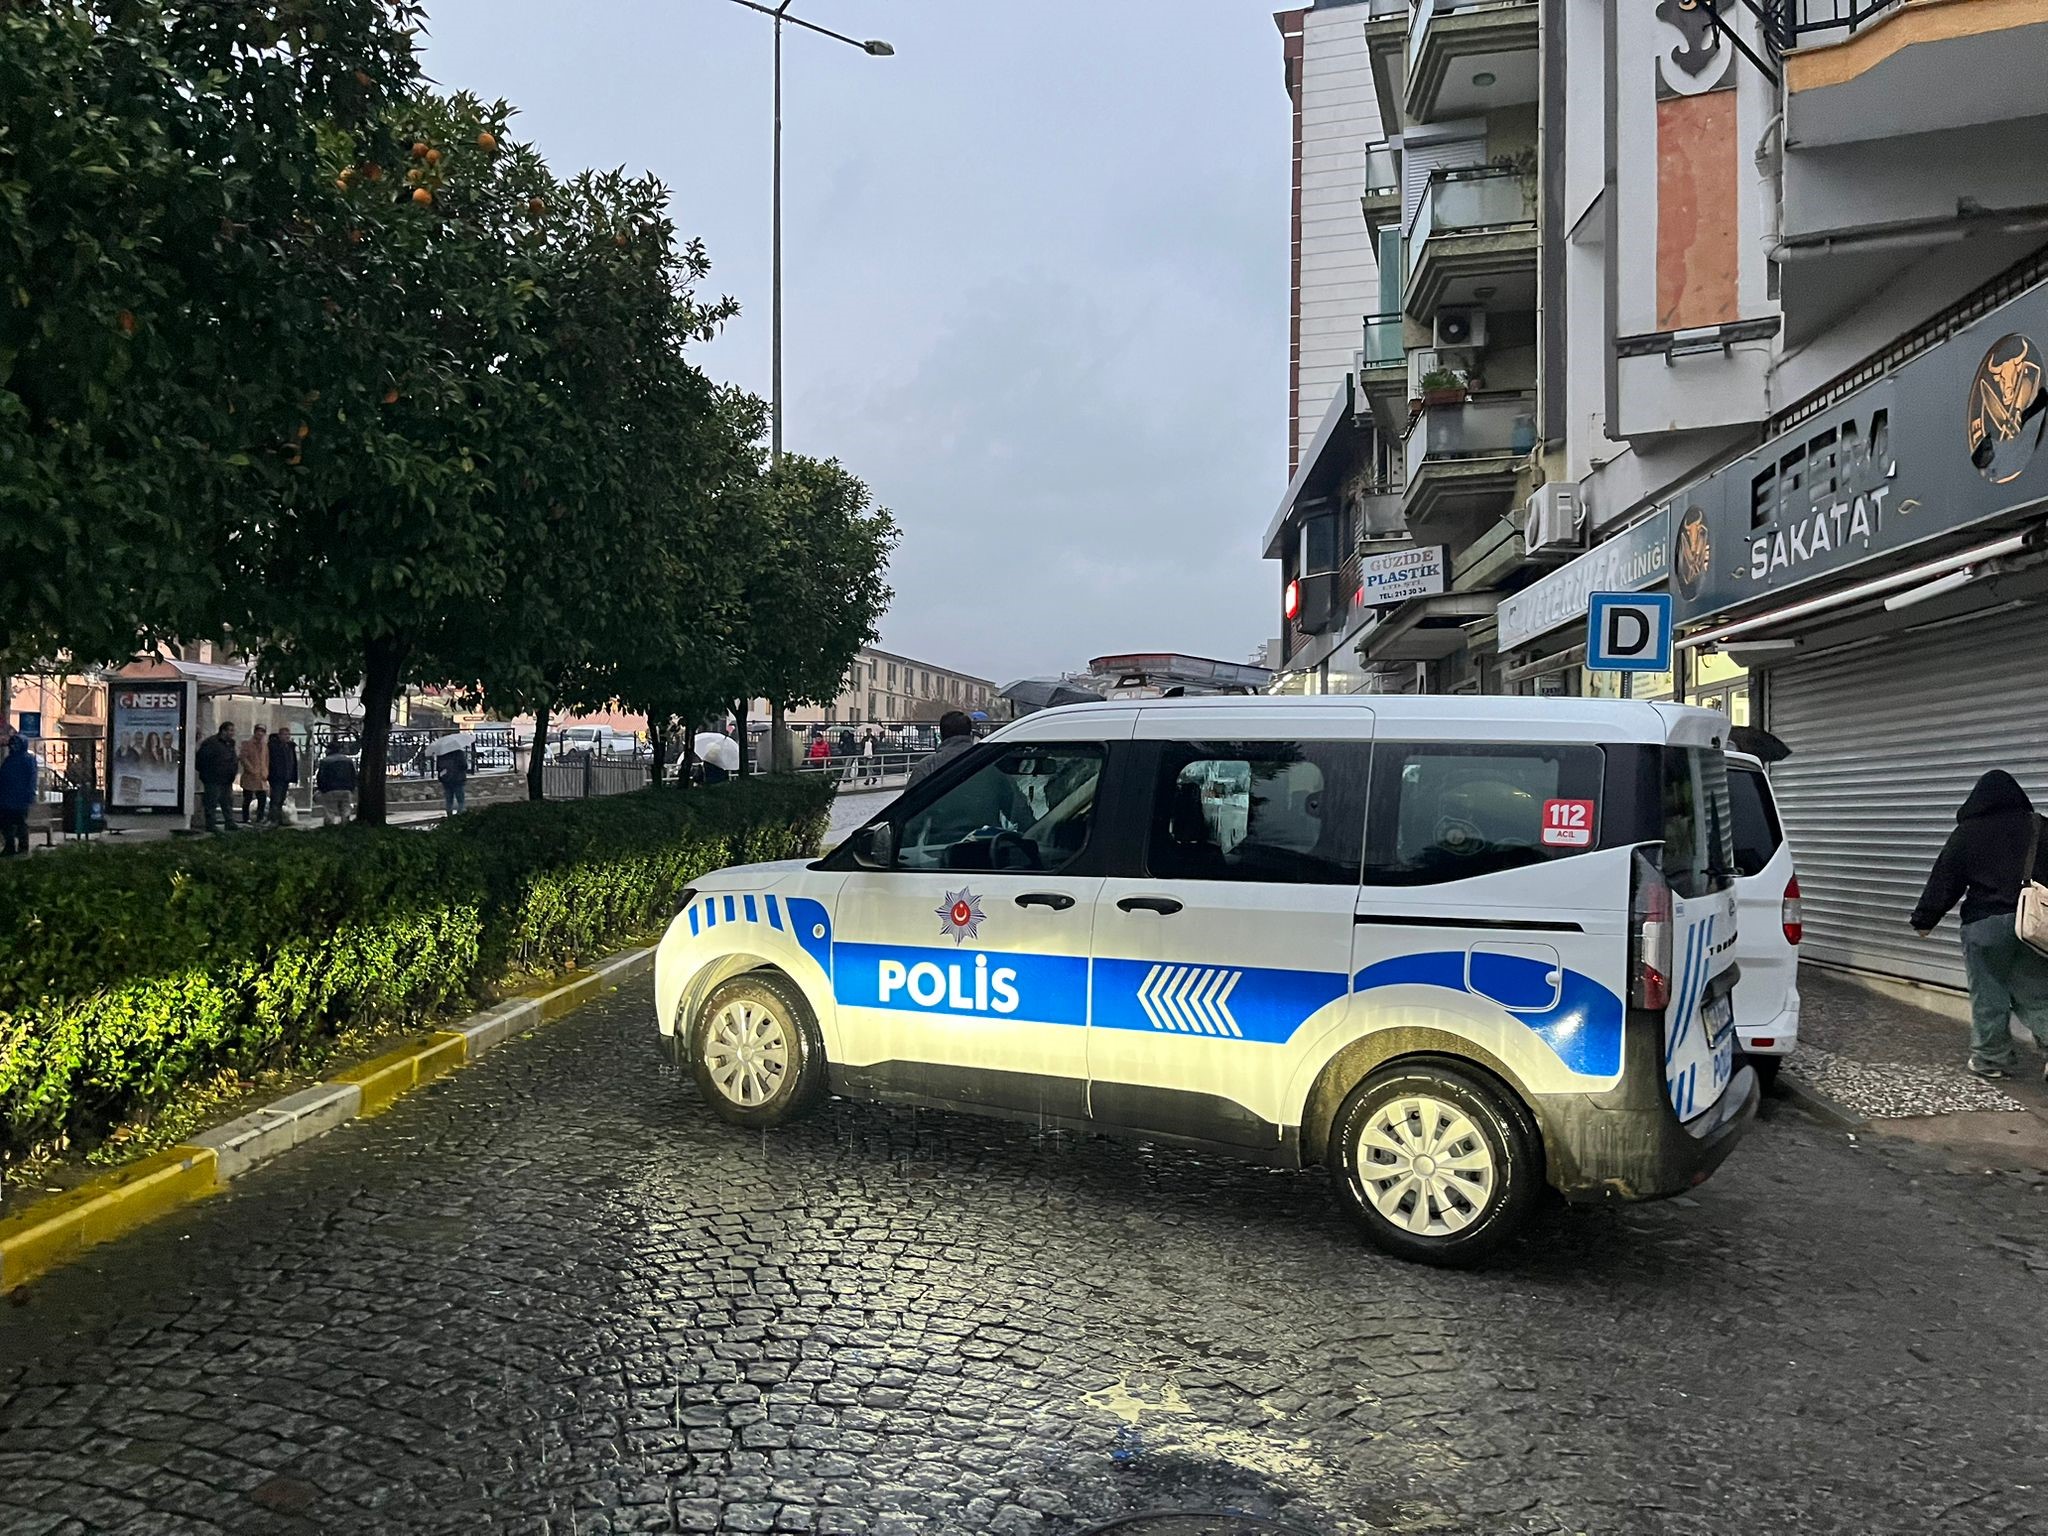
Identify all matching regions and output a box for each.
[704,1001,791,1107]
[1357,1095,1496,1237]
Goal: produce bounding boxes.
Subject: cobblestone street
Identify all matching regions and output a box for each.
[5,978,2048,1536]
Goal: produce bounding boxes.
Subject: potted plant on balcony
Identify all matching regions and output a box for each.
[1418,367,1468,408]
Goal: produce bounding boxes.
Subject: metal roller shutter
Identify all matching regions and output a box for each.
[1764,602,2048,990]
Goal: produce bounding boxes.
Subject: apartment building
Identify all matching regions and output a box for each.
[757,646,1001,729]
[1262,0,2048,993]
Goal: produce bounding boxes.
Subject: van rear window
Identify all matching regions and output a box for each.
[1663,747,1737,898]
[1362,742,1607,886]
[1728,765,1782,878]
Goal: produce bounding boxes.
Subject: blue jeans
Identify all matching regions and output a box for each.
[1961,915,2048,1070]
[443,780,466,816]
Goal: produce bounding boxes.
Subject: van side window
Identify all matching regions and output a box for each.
[1144,740,1369,885]
[1362,742,1606,886]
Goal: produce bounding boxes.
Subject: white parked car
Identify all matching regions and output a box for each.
[1727,750,1801,1087]
[654,696,1758,1265]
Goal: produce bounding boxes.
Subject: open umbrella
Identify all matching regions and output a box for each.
[1727,726,1791,764]
[425,730,476,759]
[693,732,740,773]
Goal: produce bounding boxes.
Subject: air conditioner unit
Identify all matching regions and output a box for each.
[1524,482,1583,557]
[1433,307,1488,351]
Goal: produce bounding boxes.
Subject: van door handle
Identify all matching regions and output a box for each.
[1117,896,1184,916]
[1015,892,1075,911]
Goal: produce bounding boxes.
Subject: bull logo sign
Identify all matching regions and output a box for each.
[1968,332,2046,485]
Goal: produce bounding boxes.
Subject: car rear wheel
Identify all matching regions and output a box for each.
[1329,1062,1540,1267]
[690,971,827,1128]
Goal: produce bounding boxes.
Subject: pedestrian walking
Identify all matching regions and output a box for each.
[906,710,977,789]
[237,724,269,824]
[437,745,468,816]
[0,732,35,856]
[806,729,831,769]
[1911,769,2048,1080]
[315,740,358,826]
[196,721,240,833]
[265,725,300,825]
[858,727,879,786]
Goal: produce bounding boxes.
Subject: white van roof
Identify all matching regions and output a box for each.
[990,694,1728,748]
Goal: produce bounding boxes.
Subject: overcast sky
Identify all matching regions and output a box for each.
[421,1,1288,685]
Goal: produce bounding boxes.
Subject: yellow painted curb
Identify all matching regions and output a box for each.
[0,1146,218,1292]
[0,944,655,1291]
[332,1033,469,1116]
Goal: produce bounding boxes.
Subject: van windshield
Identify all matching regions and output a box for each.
[1662,746,1736,898]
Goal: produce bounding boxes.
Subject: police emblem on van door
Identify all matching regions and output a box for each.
[936,888,987,945]
[1968,333,2045,484]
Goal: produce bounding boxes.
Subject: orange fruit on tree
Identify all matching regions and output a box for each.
[365,163,383,182]
[383,387,399,404]
[117,310,136,335]
[412,187,433,205]
[425,148,441,166]
[297,423,311,440]
[528,197,545,217]
[411,140,429,158]
[477,131,497,151]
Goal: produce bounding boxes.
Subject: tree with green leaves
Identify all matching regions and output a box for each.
[738,455,898,771]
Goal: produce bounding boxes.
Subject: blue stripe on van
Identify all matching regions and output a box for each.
[743,894,758,924]
[766,895,784,931]
[1354,951,1624,1078]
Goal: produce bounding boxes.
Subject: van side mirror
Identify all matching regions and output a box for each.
[850,821,895,870]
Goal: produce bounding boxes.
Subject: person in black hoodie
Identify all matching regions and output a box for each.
[1910,770,2048,1080]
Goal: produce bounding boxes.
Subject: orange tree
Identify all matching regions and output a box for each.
[0,0,424,673]
[414,170,756,801]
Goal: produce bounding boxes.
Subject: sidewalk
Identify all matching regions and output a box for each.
[1792,965,2048,1172]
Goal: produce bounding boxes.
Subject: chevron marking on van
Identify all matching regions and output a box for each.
[1137,964,1243,1037]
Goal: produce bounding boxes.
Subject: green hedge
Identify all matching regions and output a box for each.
[0,776,832,1158]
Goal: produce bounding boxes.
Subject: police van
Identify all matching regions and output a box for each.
[654,697,1758,1265]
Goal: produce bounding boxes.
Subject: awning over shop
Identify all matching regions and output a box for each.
[1264,378,1368,559]
[1358,593,1500,662]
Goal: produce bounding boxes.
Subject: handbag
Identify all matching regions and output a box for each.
[2018,816,2048,957]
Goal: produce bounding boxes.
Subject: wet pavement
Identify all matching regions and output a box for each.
[5,977,2048,1535]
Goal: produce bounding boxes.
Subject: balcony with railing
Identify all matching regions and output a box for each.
[1402,390,1535,528]
[1404,0,1538,124]
[1361,142,1401,234]
[1771,0,2048,335]
[1765,0,1907,52]
[1355,312,1410,431]
[1403,165,1537,320]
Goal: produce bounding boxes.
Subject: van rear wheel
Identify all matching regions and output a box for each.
[1330,1062,1539,1267]
[691,972,827,1129]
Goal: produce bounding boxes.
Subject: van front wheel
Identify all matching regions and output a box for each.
[690,972,827,1129]
[1330,1063,1539,1267]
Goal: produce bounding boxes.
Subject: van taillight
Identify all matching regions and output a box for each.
[1783,875,1803,946]
[1631,850,1674,1011]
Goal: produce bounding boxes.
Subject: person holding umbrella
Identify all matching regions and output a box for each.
[427,730,475,817]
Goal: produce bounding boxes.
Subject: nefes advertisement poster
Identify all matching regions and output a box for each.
[108,686,188,813]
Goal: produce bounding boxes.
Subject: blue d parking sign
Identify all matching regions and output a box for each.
[1586,592,1673,672]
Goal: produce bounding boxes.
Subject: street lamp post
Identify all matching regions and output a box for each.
[720,0,893,467]
[718,1,891,773]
